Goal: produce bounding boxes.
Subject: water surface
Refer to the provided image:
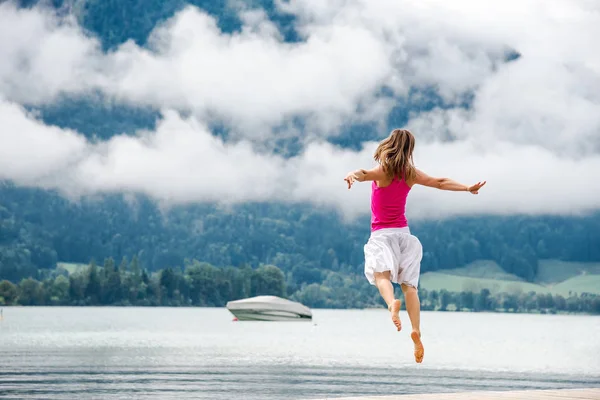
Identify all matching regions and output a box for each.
[1,307,599,399]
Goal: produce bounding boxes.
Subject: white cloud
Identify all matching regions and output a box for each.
[71,110,286,202]
[0,100,87,185]
[0,3,105,104]
[0,100,286,202]
[110,6,392,136]
[0,2,395,137]
[1,99,598,221]
[286,138,600,220]
[0,0,599,219]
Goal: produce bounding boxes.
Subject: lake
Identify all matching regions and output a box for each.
[0,307,599,399]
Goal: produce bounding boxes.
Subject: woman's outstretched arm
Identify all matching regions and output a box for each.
[414,168,486,194]
[344,165,387,189]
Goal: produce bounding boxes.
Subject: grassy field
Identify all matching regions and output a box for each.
[549,275,600,296]
[434,260,524,281]
[419,272,552,295]
[420,259,600,296]
[56,262,88,275]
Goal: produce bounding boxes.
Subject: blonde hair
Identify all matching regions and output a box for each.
[373,128,416,181]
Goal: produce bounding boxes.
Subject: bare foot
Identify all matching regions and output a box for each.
[388,299,402,331]
[411,330,424,363]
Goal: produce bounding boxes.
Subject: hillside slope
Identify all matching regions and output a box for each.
[420,260,600,296]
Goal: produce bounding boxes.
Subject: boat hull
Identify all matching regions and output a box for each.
[229,309,312,321]
[226,295,312,322]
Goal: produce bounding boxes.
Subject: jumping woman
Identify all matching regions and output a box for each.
[344,129,486,363]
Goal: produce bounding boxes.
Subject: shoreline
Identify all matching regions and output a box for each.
[1,304,597,316]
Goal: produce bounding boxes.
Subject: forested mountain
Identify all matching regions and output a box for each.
[1,183,599,285]
[1,0,599,310]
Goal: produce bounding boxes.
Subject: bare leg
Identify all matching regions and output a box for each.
[374,271,401,331]
[401,283,424,363]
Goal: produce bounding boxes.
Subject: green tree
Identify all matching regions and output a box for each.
[502,294,519,312]
[554,295,567,311]
[186,262,221,306]
[50,275,70,305]
[474,289,492,311]
[85,262,101,304]
[251,265,286,297]
[69,272,87,305]
[18,278,45,305]
[459,291,474,310]
[130,255,142,283]
[159,267,178,302]
[291,283,330,308]
[0,280,18,305]
[592,297,600,314]
[103,257,123,304]
[439,290,452,311]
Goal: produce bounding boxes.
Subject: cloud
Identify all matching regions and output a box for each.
[0,0,599,219]
[0,100,88,185]
[0,3,105,104]
[0,1,395,138]
[287,138,600,220]
[72,110,287,203]
[0,99,285,202]
[2,98,599,221]
[108,6,396,137]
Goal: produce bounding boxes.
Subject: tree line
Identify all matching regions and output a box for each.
[0,257,286,307]
[1,258,598,315]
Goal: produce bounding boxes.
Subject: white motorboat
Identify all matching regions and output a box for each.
[226,295,312,321]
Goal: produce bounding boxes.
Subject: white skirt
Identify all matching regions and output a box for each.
[363,227,423,288]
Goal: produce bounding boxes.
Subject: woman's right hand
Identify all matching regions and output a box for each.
[344,172,358,189]
[467,181,487,194]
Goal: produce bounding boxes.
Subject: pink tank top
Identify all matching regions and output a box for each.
[370,175,411,232]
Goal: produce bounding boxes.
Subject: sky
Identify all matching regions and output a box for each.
[0,0,599,220]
